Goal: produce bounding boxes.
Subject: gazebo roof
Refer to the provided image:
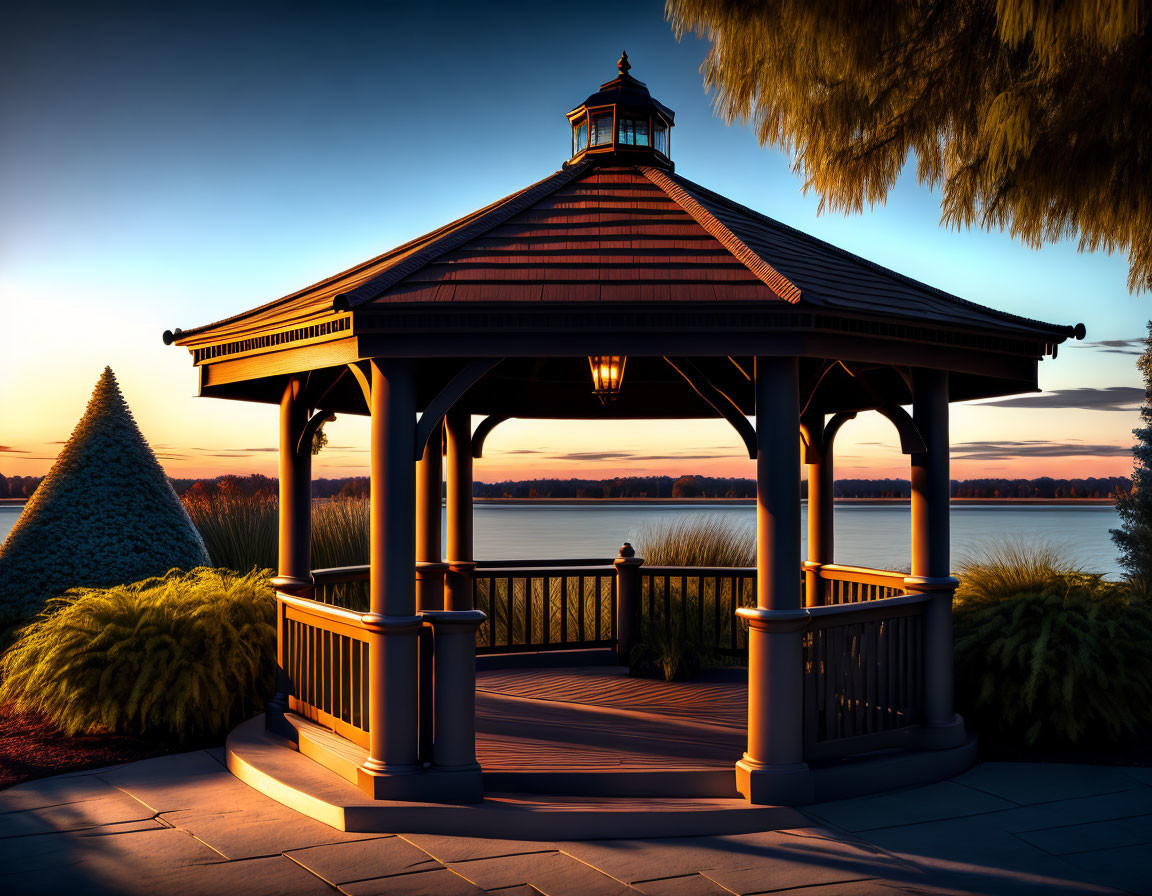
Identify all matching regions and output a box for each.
[166,58,1081,420]
[169,161,1075,344]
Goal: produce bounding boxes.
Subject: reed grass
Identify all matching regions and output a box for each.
[632,514,755,567]
[0,568,275,741]
[182,493,371,574]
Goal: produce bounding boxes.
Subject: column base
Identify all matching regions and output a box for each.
[911,714,969,750]
[735,756,814,805]
[356,762,426,801]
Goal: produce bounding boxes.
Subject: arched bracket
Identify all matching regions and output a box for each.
[664,357,757,459]
[346,362,372,412]
[800,410,856,464]
[877,403,926,455]
[414,359,503,461]
[297,410,336,457]
[472,415,510,459]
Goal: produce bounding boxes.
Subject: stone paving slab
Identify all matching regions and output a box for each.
[954,763,1144,805]
[401,831,560,863]
[632,873,741,895]
[0,789,155,838]
[286,834,441,884]
[803,780,1016,832]
[1015,813,1152,856]
[1060,843,1152,896]
[162,805,382,859]
[341,867,484,895]
[447,849,637,894]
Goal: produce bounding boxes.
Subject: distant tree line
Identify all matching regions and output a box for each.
[0,475,46,499]
[3,472,1131,502]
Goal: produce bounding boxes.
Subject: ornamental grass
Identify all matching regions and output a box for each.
[0,568,275,741]
[632,514,755,567]
[954,540,1152,747]
[182,493,371,574]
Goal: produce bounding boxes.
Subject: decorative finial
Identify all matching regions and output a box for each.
[619,542,635,558]
[618,50,630,75]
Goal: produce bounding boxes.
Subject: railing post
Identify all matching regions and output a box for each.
[614,543,643,664]
[423,609,487,803]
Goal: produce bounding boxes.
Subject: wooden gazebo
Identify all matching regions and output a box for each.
[167,54,1082,807]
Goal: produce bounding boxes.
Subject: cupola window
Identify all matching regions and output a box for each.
[618,118,649,146]
[591,113,613,146]
[572,119,588,155]
[654,121,668,156]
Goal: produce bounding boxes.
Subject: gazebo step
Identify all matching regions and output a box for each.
[276,709,742,799]
[226,716,804,836]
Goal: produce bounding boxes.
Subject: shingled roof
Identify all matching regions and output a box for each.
[171,162,1077,346]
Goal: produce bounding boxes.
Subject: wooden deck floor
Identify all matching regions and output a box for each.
[475,666,747,772]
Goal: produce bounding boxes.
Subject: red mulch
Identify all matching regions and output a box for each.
[0,703,173,790]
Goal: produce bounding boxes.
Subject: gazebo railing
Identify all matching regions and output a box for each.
[817,564,907,604]
[638,566,757,657]
[802,592,929,762]
[277,591,371,749]
[472,561,617,654]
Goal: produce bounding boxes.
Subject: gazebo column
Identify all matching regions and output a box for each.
[801,411,835,608]
[904,368,966,748]
[736,356,813,805]
[444,408,475,611]
[358,359,422,798]
[416,421,447,612]
[268,376,312,725]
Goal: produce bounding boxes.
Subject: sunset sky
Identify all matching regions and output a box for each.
[1,0,1146,485]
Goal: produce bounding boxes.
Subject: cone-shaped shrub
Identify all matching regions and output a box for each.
[0,368,209,625]
[0,567,275,740]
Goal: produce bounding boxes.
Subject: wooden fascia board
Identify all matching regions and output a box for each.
[199,337,361,389]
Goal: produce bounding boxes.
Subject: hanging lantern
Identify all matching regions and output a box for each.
[588,355,626,404]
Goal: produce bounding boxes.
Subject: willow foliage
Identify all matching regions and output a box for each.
[668,0,1152,290]
[954,543,1152,745]
[0,568,275,741]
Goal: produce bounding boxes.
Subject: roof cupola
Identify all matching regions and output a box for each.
[565,52,675,170]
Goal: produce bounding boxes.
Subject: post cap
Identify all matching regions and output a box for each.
[618,542,636,558]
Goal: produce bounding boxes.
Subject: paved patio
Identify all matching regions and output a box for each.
[1,749,1148,895]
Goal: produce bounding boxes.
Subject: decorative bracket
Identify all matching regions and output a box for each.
[414,359,503,460]
[800,410,856,464]
[877,404,927,455]
[297,410,336,457]
[664,357,757,459]
[346,362,373,412]
[472,415,510,459]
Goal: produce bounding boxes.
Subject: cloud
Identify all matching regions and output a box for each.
[241,447,278,452]
[546,451,737,463]
[951,440,1131,461]
[979,387,1143,411]
[0,446,27,453]
[1085,338,1145,355]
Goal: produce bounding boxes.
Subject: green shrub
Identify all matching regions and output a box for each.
[954,542,1152,746]
[633,514,755,567]
[0,567,275,741]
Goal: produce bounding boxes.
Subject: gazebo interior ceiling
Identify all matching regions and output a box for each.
[199,355,1028,420]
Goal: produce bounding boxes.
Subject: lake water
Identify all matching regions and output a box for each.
[0,502,1124,576]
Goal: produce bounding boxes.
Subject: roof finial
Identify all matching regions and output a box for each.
[618,50,630,75]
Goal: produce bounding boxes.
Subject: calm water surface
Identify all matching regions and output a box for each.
[0,502,1123,576]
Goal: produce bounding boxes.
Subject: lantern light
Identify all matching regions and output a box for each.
[588,355,626,404]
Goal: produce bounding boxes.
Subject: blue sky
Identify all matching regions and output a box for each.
[0,0,1145,482]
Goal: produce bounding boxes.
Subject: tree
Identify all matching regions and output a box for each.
[0,368,210,626]
[667,1,1152,290]
[1112,322,1152,579]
